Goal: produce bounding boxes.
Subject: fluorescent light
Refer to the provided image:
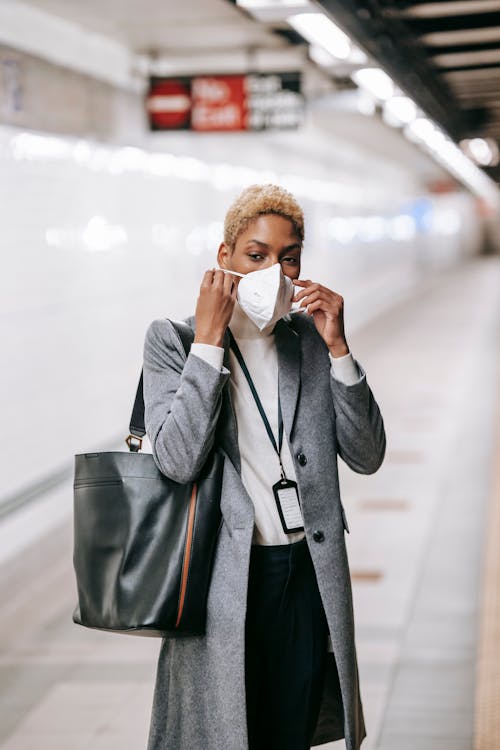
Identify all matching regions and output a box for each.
[288,13,352,60]
[348,46,369,64]
[401,118,498,204]
[352,67,395,101]
[309,44,337,68]
[383,96,417,126]
[468,138,494,165]
[238,0,306,7]
[405,117,447,150]
[236,0,313,20]
[309,42,368,68]
[460,137,499,167]
[406,117,436,141]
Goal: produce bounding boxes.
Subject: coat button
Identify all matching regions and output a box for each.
[297,452,307,466]
[313,530,325,543]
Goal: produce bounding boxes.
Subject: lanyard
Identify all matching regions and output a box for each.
[228,329,286,480]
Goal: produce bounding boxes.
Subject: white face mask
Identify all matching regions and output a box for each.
[225,263,296,332]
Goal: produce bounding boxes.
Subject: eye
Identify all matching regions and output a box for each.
[248,253,264,260]
[281,257,298,264]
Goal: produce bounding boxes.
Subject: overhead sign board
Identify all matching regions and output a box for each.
[146,73,303,132]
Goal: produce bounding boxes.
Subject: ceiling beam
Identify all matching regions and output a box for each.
[396,1,500,19]
[423,41,500,57]
[451,79,500,91]
[421,26,500,46]
[453,91,500,102]
[442,66,500,80]
[316,0,463,137]
[432,48,500,67]
[399,12,500,34]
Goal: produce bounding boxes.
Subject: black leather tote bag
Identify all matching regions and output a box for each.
[73,320,223,637]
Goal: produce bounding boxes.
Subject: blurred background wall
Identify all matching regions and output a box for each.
[0,10,489,515]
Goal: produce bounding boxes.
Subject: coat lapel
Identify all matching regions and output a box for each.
[274,318,301,441]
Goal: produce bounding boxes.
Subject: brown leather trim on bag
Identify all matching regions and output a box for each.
[175,483,197,628]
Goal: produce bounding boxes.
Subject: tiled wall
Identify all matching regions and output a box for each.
[0,68,482,508]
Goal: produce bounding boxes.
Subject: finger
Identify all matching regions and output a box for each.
[223,270,237,294]
[297,290,327,308]
[294,283,321,301]
[298,291,342,310]
[212,269,225,287]
[297,289,335,306]
[307,300,337,316]
[201,269,215,288]
[293,279,313,288]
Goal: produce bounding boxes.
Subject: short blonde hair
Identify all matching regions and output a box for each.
[223,184,304,249]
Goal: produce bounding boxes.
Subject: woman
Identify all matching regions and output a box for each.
[143,184,386,750]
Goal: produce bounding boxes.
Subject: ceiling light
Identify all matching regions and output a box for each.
[237,0,307,7]
[309,44,337,68]
[400,119,498,204]
[460,137,499,167]
[383,96,418,126]
[352,67,395,101]
[405,117,447,149]
[236,0,313,22]
[348,46,369,65]
[288,13,352,60]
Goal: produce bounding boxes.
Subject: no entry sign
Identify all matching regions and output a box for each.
[146,73,303,132]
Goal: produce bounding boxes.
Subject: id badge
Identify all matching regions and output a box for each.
[272,479,304,534]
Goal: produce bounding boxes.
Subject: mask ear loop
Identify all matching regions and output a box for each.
[218,268,246,278]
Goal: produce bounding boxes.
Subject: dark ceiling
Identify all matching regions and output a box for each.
[316,0,500,184]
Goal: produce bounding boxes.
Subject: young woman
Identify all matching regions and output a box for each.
[143,184,386,750]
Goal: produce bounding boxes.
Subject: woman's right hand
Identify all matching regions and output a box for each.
[194,269,239,347]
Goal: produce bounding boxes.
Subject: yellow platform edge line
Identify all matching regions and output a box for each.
[473,350,500,750]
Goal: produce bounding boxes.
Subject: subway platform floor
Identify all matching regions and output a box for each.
[1,255,499,750]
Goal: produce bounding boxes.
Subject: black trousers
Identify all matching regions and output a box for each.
[245,537,329,750]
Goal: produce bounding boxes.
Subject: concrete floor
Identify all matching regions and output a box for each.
[1,255,499,750]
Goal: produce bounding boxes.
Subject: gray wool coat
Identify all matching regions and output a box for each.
[142,311,386,750]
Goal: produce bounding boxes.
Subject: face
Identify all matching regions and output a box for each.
[217,214,302,280]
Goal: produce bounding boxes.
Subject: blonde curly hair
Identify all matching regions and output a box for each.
[224,184,304,249]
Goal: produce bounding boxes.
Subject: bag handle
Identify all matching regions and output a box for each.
[126,319,194,452]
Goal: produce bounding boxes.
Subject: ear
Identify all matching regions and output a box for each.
[217,242,231,269]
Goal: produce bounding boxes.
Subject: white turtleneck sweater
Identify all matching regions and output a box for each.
[190,302,361,546]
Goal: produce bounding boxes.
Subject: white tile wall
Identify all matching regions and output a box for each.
[0,122,481,509]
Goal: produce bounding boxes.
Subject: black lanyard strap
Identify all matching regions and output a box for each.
[228,329,285,477]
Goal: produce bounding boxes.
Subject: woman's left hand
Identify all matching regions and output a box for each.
[293,279,349,357]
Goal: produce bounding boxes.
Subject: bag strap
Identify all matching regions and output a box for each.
[126,320,194,452]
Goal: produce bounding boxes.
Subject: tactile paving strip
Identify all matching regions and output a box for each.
[473,365,500,750]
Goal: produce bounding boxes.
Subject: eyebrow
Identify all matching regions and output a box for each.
[245,239,301,252]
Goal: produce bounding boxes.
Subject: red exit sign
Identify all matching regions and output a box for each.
[146,73,302,132]
[191,76,247,131]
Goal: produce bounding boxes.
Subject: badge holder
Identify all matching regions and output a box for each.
[272,477,304,534]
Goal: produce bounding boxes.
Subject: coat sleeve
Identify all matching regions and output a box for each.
[330,361,386,474]
[142,318,230,484]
